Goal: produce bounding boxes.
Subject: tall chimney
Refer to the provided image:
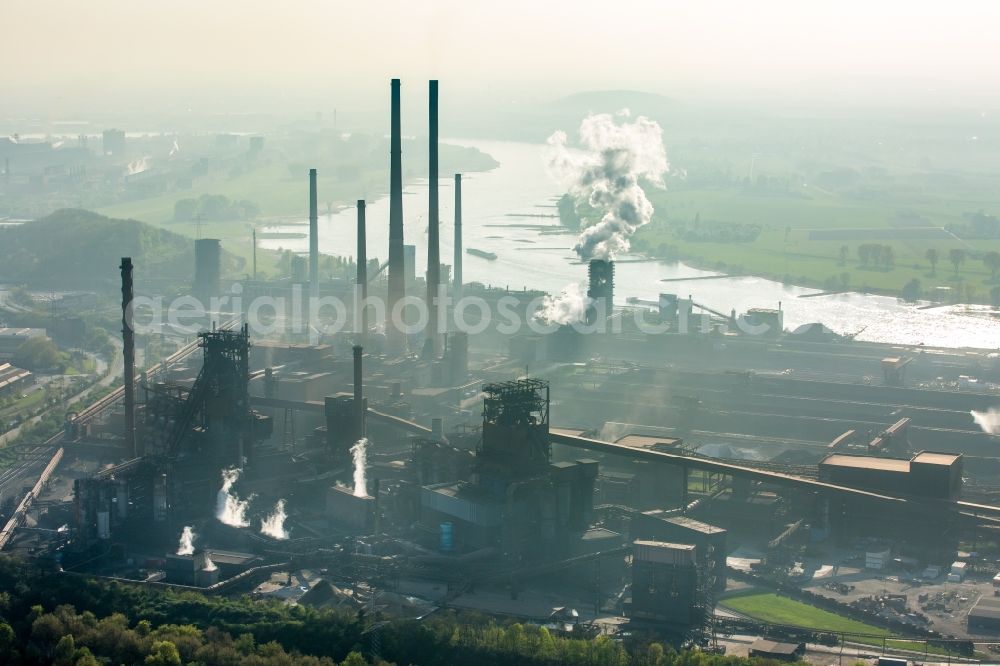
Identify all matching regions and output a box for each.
[356,200,368,337]
[426,80,441,354]
[387,79,405,351]
[120,257,136,458]
[353,345,366,438]
[308,168,319,303]
[586,259,615,324]
[453,173,463,303]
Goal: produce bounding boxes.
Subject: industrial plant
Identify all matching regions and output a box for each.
[5,74,1000,666]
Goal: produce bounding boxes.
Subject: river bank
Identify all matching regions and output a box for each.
[257,138,1000,349]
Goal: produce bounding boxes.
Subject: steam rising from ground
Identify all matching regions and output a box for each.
[216,468,251,527]
[538,283,590,325]
[176,526,195,555]
[351,438,369,497]
[260,499,289,540]
[548,110,669,261]
[972,408,1000,434]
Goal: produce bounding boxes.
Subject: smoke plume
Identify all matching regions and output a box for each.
[538,282,590,325]
[351,438,369,498]
[215,468,251,527]
[176,526,195,555]
[548,110,669,260]
[972,408,1000,435]
[202,553,217,572]
[126,156,150,176]
[260,499,289,540]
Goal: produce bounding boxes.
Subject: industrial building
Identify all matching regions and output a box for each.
[9,74,1000,659]
[818,451,963,500]
[968,596,1000,633]
[631,513,726,591]
[417,379,601,560]
[0,327,46,358]
[747,638,805,661]
[629,540,704,627]
[0,362,32,396]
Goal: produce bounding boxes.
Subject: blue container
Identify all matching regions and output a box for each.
[440,522,453,552]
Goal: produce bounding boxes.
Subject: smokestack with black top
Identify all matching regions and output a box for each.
[453,173,462,303]
[309,168,319,303]
[353,344,366,438]
[387,79,405,351]
[120,257,136,458]
[586,259,615,324]
[426,79,441,354]
[356,200,368,338]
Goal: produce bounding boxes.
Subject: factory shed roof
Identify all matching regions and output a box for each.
[662,514,726,535]
[912,451,961,466]
[206,550,257,566]
[550,427,587,438]
[820,454,909,473]
[749,639,804,658]
[969,596,1000,621]
[634,540,695,552]
[615,434,683,450]
[0,327,46,338]
[0,363,31,390]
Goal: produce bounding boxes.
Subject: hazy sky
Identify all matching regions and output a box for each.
[4,0,1000,116]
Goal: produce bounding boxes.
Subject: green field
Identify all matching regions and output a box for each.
[719,590,956,656]
[93,163,387,277]
[635,180,1000,303]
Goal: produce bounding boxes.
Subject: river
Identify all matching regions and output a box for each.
[259,139,1000,349]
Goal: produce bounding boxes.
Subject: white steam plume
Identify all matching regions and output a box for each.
[202,553,217,572]
[538,282,590,325]
[350,438,369,498]
[176,526,195,555]
[548,109,669,260]
[972,408,1000,435]
[215,468,251,527]
[126,156,150,176]
[260,499,289,540]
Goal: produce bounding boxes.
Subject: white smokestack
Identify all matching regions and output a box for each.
[350,438,369,498]
[215,468,251,527]
[260,499,289,540]
[176,526,195,555]
[548,109,669,261]
[972,408,1000,434]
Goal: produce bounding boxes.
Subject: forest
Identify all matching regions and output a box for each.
[0,555,802,665]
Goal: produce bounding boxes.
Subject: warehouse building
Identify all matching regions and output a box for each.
[968,596,1000,633]
[0,327,47,359]
[0,362,32,396]
[818,451,962,500]
[632,512,727,590]
[629,540,703,627]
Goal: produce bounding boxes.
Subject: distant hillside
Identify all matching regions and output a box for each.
[0,209,238,287]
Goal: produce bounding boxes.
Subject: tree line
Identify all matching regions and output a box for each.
[0,555,803,665]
